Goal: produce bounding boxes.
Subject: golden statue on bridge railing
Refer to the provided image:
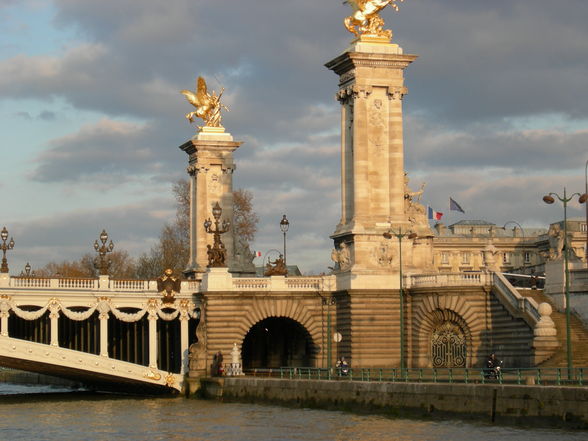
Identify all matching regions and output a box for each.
[181,76,228,130]
[344,0,404,40]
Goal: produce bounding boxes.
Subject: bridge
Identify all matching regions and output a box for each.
[0,267,564,394]
[0,274,201,393]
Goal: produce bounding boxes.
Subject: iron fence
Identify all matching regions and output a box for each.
[243,367,586,386]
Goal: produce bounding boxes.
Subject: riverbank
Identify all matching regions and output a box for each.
[188,377,588,429]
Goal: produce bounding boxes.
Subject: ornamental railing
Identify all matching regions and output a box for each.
[245,367,587,387]
[5,276,200,294]
[405,271,492,289]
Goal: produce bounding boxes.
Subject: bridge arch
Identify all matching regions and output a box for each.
[241,316,318,369]
[232,297,323,369]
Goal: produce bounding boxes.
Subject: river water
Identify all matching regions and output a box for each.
[0,384,584,441]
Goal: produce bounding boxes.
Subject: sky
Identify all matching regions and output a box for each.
[1,0,587,275]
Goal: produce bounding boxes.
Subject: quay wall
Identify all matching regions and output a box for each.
[192,377,588,429]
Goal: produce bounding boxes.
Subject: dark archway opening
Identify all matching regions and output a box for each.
[242,317,316,369]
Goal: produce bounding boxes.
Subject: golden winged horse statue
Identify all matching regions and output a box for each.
[180,76,228,129]
[344,0,404,38]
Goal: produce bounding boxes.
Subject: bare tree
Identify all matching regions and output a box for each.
[36,250,137,278]
[233,188,259,243]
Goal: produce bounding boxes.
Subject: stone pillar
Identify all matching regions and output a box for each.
[0,296,9,337]
[49,301,59,346]
[180,311,189,375]
[0,313,8,337]
[326,38,417,290]
[99,313,109,357]
[148,312,158,369]
[179,128,242,278]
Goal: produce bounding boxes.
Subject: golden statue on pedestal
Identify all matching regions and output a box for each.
[344,0,404,39]
[180,76,228,129]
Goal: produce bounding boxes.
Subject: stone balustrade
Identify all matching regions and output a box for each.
[405,271,493,289]
[5,276,200,294]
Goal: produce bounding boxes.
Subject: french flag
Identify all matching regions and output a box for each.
[428,206,443,221]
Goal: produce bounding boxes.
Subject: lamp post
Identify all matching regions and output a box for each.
[93,229,114,276]
[503,220,526,271]
[585,159,588,268]
[383,227,417,371]
[0,227,15,274]
[280,215,289,267]
[543,188,588,379]
[322,296,336,370]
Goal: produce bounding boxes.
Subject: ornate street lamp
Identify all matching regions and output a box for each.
[20,262,34,277]
[0,227,15,274]
[94,229,114,276]
[204,202,230,268]
[383,227,417,371]
[280,215,290,268]
[543,188,588,379]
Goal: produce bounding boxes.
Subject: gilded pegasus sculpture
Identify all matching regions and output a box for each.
[180,76,228,129]
[344,0,404,39]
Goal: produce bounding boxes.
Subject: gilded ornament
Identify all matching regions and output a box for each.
[157,268,181,304]
[343,0,404,40]
[165,373,176,387]
[181,76,228,130]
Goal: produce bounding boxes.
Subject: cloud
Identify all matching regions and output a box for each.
[28,118,185,184]
[8,197,174,272]
[38,110,56,120]
[405,116,588,173]
[14,111,31,120]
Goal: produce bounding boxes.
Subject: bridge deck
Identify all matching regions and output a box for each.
[0,337,182,393]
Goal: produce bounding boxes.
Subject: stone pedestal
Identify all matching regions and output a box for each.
[0,273,9,288]
[201,267,233,292]
[179,128,242,278]
[532,302,560,365]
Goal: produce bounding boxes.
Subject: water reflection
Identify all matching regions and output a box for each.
[0,384,584,441]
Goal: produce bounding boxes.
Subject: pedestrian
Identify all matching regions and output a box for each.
[336,356,349,376]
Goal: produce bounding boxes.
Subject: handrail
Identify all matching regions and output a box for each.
[268,367,587,386]
[493,272,540,325]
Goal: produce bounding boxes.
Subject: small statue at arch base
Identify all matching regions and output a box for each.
[225,343,244,376]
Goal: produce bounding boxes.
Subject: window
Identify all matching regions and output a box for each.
[441,252,449,264]
[582,223,587,233]
[461,252,470,264]
[503,252,511,264]
[524,251,531,263]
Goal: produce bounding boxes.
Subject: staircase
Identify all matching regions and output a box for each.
[519,289,588,367]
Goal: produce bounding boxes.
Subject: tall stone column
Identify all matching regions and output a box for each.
[326,39,417,290]
[180,128,242,278]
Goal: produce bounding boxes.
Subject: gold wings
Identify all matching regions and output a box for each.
[180,76,210,108]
